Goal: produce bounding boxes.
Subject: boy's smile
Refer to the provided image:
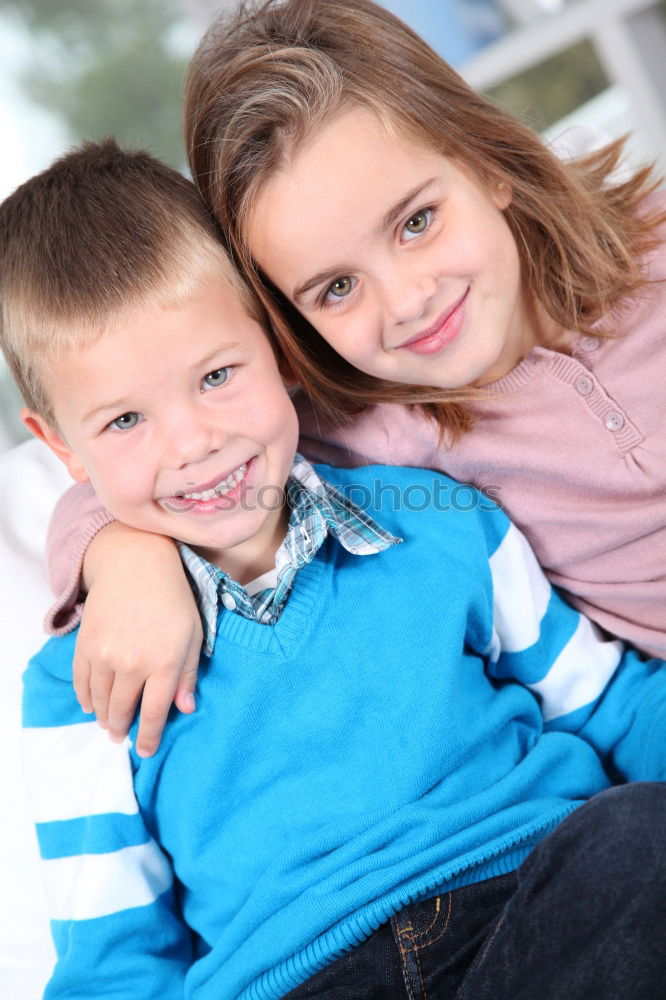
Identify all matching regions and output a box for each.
[25,277,299,583]
[247,107,541,390]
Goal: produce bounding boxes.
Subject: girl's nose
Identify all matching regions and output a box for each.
[380,264,437,326]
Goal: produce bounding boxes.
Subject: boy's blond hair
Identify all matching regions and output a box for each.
[0,138,256,424]
[185,0,665,439]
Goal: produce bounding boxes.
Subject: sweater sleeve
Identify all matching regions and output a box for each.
[44,481,115,636]
[22,634,193,997]
[480,512,666,783]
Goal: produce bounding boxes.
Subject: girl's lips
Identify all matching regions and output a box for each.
[397,288,469,356]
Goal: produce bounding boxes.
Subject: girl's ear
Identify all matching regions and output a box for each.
[493,179,512,211]
[20,408,90,483]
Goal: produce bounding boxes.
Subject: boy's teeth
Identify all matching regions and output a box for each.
[183,463,247,500]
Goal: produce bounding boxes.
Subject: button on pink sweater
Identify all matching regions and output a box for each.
[45,191,666,657]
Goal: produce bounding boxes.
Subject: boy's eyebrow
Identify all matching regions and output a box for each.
[196,343,243,370]
[292,178,439,304]
[81,341,243,425]
[82,396,134,426]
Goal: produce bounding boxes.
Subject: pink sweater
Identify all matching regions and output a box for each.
[45,192,666,657]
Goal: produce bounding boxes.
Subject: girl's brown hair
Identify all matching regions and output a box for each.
[185,0,665,438]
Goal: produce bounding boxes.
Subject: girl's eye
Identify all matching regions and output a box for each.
[402,208,432,240]
[202,366,233,391]
[324,276,356,303]
[109,412,141,431]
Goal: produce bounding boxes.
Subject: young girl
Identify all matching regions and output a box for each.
[46,0,666,755]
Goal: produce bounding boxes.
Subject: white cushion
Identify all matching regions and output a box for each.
[0,439,71,997]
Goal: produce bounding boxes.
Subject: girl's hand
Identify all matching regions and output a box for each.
[73,522,202,757]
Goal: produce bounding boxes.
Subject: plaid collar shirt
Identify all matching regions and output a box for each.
[178,454,400,654]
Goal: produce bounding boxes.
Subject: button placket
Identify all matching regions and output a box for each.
[605,411,625,432]
[556,354,642,452]
[575,374,594,396]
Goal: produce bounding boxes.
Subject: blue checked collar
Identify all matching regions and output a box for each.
[178,454,400,654]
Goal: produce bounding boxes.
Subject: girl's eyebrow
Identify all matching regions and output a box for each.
[294,267,350,305]
[378,177,439,235]
[293,178,440,304]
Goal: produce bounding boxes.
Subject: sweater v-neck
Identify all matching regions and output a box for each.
[212,544,331,658]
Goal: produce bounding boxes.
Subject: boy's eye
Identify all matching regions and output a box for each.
[110,412,141,431]
[324,276,355,302]
[202,366,233,390]
[402,208,431,240]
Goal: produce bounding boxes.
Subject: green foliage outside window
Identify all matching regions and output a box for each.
[486,0,666,131]
[0,0,188,168]
[5,0,666,170]
[485,38,608,132]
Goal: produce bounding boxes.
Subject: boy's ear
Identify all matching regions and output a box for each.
[20,408,90,483]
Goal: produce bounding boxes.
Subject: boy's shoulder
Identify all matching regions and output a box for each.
[23,630,83,729]
[27,630,77,679]
[314,461,510,556]
[317,460,456,487]
[315,460,480,501]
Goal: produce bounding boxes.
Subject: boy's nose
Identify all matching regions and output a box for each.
[166,410,225,469]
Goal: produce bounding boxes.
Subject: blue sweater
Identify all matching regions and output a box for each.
[22,464,666,1000]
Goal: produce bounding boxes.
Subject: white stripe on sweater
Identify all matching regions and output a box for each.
[489,523,551,655]
[528,614,623,722]
[22,721,138,822]
[41,840,173,921]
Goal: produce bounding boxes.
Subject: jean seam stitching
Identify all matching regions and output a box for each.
[411,934,429,1000]
[418,892,453,948]
[394,902,451,1000]
[408,895,443,942]
[392,914,418,1000]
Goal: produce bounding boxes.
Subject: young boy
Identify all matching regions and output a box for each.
[2,141,666,1000]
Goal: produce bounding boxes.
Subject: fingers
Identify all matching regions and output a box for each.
[133,672,181,759]
[72,640,201,758]
[134,620,202,755]
[90,668,115,731]
[135,635,202,756]
[68,543,204,758]
[72,645,94,715]
[173,630,201,715]
[75,641,152,741]
[105,670,145,744]
[75,656,195,759]
[173,681,197,715]
[77,642,118,730]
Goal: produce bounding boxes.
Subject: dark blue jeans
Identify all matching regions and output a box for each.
[284,783,666,999]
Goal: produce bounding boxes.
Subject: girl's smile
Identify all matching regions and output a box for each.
[247,107,540,390]
[396,288,469,356]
